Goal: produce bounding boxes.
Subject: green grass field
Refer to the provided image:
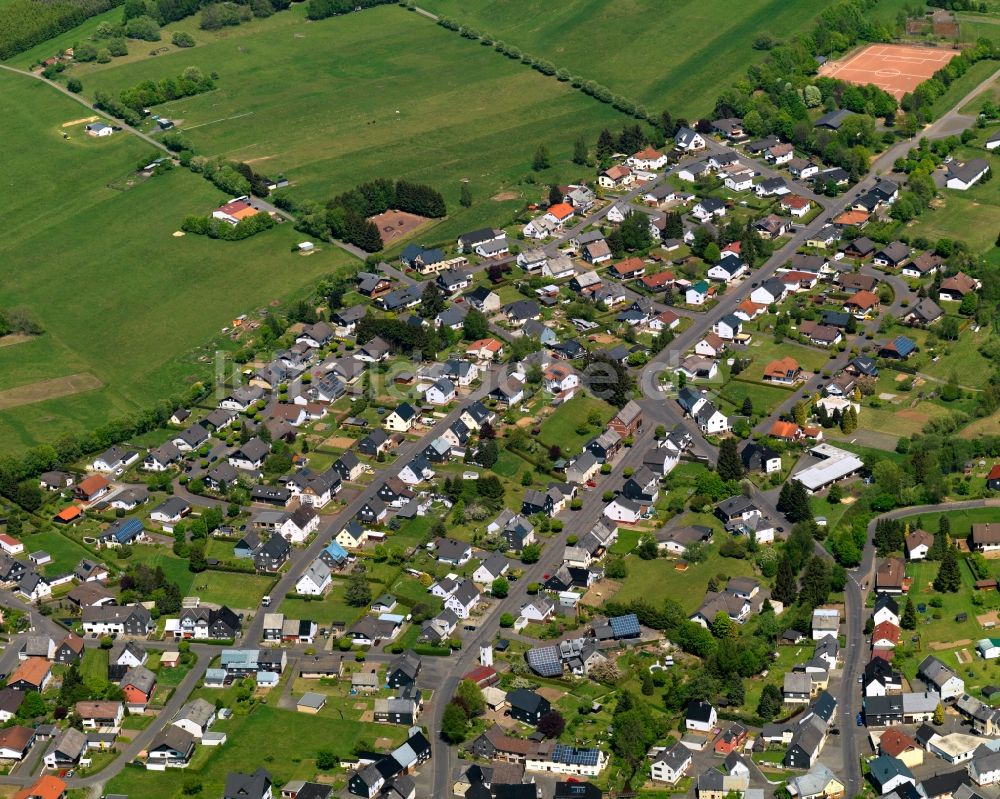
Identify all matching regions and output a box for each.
[613,542,756,614]
[70,4,627,245]
[740,337,834,383]
[20,530,93,576]
[191,570,273,610]
[537,394,615,453]
[717,379,795,416]
[0,69,354,452]
[104,704,402,799]
[416,0,848,118]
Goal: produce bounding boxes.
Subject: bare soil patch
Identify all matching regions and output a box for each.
[0,334,33,349]
[976,611,1000,627]
[0,373,103,411]
[536,686,566,703]
[322,436,356,449]
[368,209,430,246]
[930,637,972,651]
[62,116,98,127]
[492,191,520,202]
[897,409,929,424]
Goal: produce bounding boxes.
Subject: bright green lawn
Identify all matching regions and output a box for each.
[279,579,367,628]
[537,394,615,453]
[717,380,795,416]
[416,0,847,118]
[0,70,354,452]
[104,704,403,799]
[70,4,628,243]
[614,543,758,614]
[739,338,834,383]
[20,530,93,576]
[128,544,196,595]
[80,648,108,686]
[191,570,274,610]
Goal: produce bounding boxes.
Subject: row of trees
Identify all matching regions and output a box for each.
[306,0,394,21]
[0,0,121,60]
[118,66,214,112]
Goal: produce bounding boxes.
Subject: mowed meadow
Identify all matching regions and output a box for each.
[72,4,630,241]
[416,0,850,118]
[0,71,352,450]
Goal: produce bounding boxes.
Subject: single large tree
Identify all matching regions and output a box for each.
[933,545,962,593]
[757,683,783,720]
[901,597,917,629]
[420,281,446,319]
[345,572,372,606]
[537,709,565,738]
[772,554,797,605]
[716,438,744,482]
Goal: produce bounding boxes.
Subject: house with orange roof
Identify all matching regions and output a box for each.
[735,300,766,321]
[73,475,109,503]
[763,357,803,385]
[640,270,675,291]
[9,657,52,692]
[612,258,646,279]
[546,203,575,223]
[212,199,259,226]
[597,165,634,190]
[53,506,82,525]
[832,209,869,229]
[465,338,504,362]
[628,147,668,171]
[769,420,802,441]
[14,775,67,799]
[843,290,880,319]
[872,621,900,649]
[781,195,812,217]
[544,363,579,399]
[780,271,820,291]
[721,241,741,257]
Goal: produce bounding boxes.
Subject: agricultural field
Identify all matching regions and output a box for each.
[70,4,628,244]
[416,0,860,118]
[0,69,354,453]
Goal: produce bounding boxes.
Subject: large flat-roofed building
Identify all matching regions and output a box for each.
[793,443,864,494]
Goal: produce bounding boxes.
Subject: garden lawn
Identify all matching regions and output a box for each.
[72,4,628,244]
[0,69,354,453]
[717,380,795,417]
[104,704,401,799]
[20,530,93,577]
[279,579,367,628]
[191,570,273,610]
[614,544,758,614]
[80,648,108,686]
[855,399,954,438]
[128,544,196,595]
[537,394,615,453]
[415,0,845,118]
[739,338,833,383]
[906,157,1000,254]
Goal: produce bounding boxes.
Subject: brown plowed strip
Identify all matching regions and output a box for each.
[0,373,103,410]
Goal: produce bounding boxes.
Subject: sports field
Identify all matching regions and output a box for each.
[416,0,850,118]
[72,4,627,242]
[0,70,353,451]
[818,43,959,99]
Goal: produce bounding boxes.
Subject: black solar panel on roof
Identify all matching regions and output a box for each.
[609,613,640,638]
[525,646,563,677]
[552,745,599,766]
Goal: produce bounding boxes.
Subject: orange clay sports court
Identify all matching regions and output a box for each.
[818,44,959,99]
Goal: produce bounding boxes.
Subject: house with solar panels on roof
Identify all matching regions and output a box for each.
[526,744,608,777]
[592,613,641,641]
[525,638,607,678]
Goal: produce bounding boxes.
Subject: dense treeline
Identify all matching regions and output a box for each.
[356,316,441,359]
[118,66,214,111]
[0,0,122,60]
[181,211,276,239]
[306,0,395,21]
[293,178,447,252]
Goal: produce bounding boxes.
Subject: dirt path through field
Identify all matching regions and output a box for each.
[0,334,33,348]
[0,373,103,410]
